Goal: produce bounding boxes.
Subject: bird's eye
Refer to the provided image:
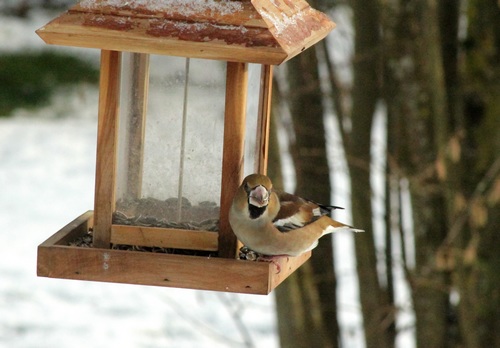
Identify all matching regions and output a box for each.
[244,182,252,194]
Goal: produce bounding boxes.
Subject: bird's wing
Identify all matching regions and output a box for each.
[272,191,312,230]
[273,190,345,231]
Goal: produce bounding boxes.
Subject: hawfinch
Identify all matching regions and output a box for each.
[229,174,364,257]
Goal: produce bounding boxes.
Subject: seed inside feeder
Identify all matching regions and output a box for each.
[113,197,220,231]
[69,229,217,257]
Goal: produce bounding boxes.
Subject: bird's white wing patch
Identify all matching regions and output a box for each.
[312,207,322,217]
[273,214,305,231]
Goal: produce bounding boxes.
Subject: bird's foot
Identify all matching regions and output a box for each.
[256,254,284,274]
[239,247,285,273]
[239,246,259,261]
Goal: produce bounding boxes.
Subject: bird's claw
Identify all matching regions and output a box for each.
[239,246,282,273]
[239,246,258,261]
[256,255,282,274]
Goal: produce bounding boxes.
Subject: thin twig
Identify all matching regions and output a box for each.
[443,155,500,246]
[161,294,248,347]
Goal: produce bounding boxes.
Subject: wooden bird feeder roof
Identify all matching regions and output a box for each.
[36,0,335,64]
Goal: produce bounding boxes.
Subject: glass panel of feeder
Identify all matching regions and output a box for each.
[115,55,226,231]
[244,63,261,175]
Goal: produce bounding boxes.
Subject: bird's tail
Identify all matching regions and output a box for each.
[322,216,365,235]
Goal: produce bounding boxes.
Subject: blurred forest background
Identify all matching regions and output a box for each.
[271,0,500,347]
[2,0,499,347]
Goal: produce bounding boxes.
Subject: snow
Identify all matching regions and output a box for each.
[0,11,57,51]
[79,0,244,17]
[260,11,304,36]
[172,21,249,34]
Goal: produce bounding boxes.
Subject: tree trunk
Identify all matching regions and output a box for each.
[274,46,339,348]
[408,1,454,347]
[348,1,393,347]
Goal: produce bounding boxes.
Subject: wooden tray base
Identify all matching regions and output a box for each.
[37,211,311,295]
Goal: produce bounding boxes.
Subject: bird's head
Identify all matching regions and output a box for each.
[241,174,275,219]
[243,174,272,207]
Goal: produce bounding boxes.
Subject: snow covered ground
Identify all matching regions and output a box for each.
[0,8,373,348]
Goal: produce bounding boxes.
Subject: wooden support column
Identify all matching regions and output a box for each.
[219,62,248,259]
[255,65,273,175]
[125,53,149,199]
[93,50,121,248]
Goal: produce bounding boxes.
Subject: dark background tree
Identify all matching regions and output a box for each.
[273,45,340,348]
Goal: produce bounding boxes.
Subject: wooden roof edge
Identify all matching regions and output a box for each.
[272,8,336,62]
[36,13,289,64]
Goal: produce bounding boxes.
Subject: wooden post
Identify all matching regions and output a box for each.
[219,62,248,259]
[125,53,149,199]
[93,50,121,248]
[255,65,273,174]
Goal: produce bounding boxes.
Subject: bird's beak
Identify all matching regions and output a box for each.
[248,185,269,208]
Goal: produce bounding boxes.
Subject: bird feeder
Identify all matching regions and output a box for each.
[36,0,335,294]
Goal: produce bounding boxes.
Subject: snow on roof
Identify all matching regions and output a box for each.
[260,11,304,36]
[79,0,244,16]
